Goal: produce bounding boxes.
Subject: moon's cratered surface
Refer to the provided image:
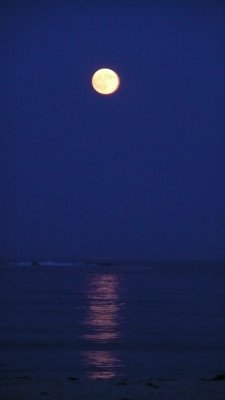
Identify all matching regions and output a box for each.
[92,68,120,95]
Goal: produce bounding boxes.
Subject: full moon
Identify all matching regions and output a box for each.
[92,68,120,95]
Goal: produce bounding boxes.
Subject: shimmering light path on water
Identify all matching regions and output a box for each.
[83,273,121,378]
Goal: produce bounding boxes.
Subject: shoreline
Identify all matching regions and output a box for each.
[1,374,225,400]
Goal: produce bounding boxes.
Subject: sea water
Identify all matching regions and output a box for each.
[0,261,225,379]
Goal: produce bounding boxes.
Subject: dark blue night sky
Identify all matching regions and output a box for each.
[1,1,225,261]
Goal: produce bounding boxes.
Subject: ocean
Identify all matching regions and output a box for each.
[0,261,225,380]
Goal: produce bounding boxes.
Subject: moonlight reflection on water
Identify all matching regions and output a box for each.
[82,273,122,379]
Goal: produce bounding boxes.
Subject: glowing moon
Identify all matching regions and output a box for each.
[92,68,120,95]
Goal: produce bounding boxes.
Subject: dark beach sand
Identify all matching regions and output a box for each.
[1,374,225,400]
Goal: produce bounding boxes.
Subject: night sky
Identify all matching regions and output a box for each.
[1,1,225,261]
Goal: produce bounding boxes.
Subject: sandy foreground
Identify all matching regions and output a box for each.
[1,375,225,400]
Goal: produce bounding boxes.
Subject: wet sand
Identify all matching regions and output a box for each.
[1,374,225,400]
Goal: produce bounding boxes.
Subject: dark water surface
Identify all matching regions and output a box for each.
[1,262,225,379]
